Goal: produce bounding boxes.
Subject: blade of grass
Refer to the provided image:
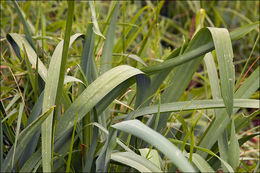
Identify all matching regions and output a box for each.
[19,92,44,169]
[89,1,105,39]
[169,138,234,172]
[204,52,229,171]
[54,65,143,141]
[2,106,55,172]
[65,111,78,172]
[112,120,196,172]
[96,129,117,172]
[6,33,84,84]
[111,152,162,172]
[12,1,36,51]
[100,2,119,74]
[11,103,24,168]
[127,99,259,119]
[228,119,240,170]
[207,27,235,116]
[141,22,259,75]
[41,1,75,172]
[198,67,259,157]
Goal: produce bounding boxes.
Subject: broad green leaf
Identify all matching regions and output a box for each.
[2,106,54,172]
[112,120,195,172]
[100,2,119,74]
[207,27,235,116]
[228,119,240,170]
[54,65,143,141]
[111,152,162,172]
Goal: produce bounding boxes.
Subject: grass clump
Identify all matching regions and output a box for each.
[1,1,259,172]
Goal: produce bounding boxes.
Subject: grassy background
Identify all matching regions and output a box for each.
[1,1,259,172]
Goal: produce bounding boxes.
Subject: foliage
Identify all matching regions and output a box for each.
[1,1,259,172]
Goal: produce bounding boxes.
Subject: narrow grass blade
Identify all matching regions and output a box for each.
[12,1,36,51]
[41,1,75,172]
[228,119,240,170]
[54,65,143,141]
[20,149,41,173]
[96,129,116,172]
[141,22,259,75]
[111,152,162,172]
[135,74,151,108]
[128,99,259,119]
[198,67,259,156]
[81,24,97,84]
[11,103,24,168]
[83,108,98,172]
[6,33,84,83]
[169,138,234,172]
[113,53,147,66]
[112,120,195,172]
[204,52,221,99]
[100,2,119,74]
[207,27,235,116]
[19,92,44,168]
[204,52,229,170]
[2,106,54,172]
[89,1,105,39]
[65,112,78,172]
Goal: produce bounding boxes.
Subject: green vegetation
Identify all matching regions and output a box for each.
[1,1,259,172]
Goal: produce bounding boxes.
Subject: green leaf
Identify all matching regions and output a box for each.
[207,27,235,116]
[96,129,116,172]
[113,53,147,66]
[100,2,119,74]
[6,33,84,84]
[41,1,75,172]
[188,153,214,172]
[2,106,54,172]
[198,67,259,156]
[228,119,240,170]
[54,65,143,141]
[139,148,162,169]
[12,1,36,51]
[112,120,195,172]
[89,1,105,39]
[11,103,24,168]
[111,152,162,172]
[127,99,259,119]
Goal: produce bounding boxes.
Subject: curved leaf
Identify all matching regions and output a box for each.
[111,152,162,172]
[54,65,143,141]
[112,120,195,172]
